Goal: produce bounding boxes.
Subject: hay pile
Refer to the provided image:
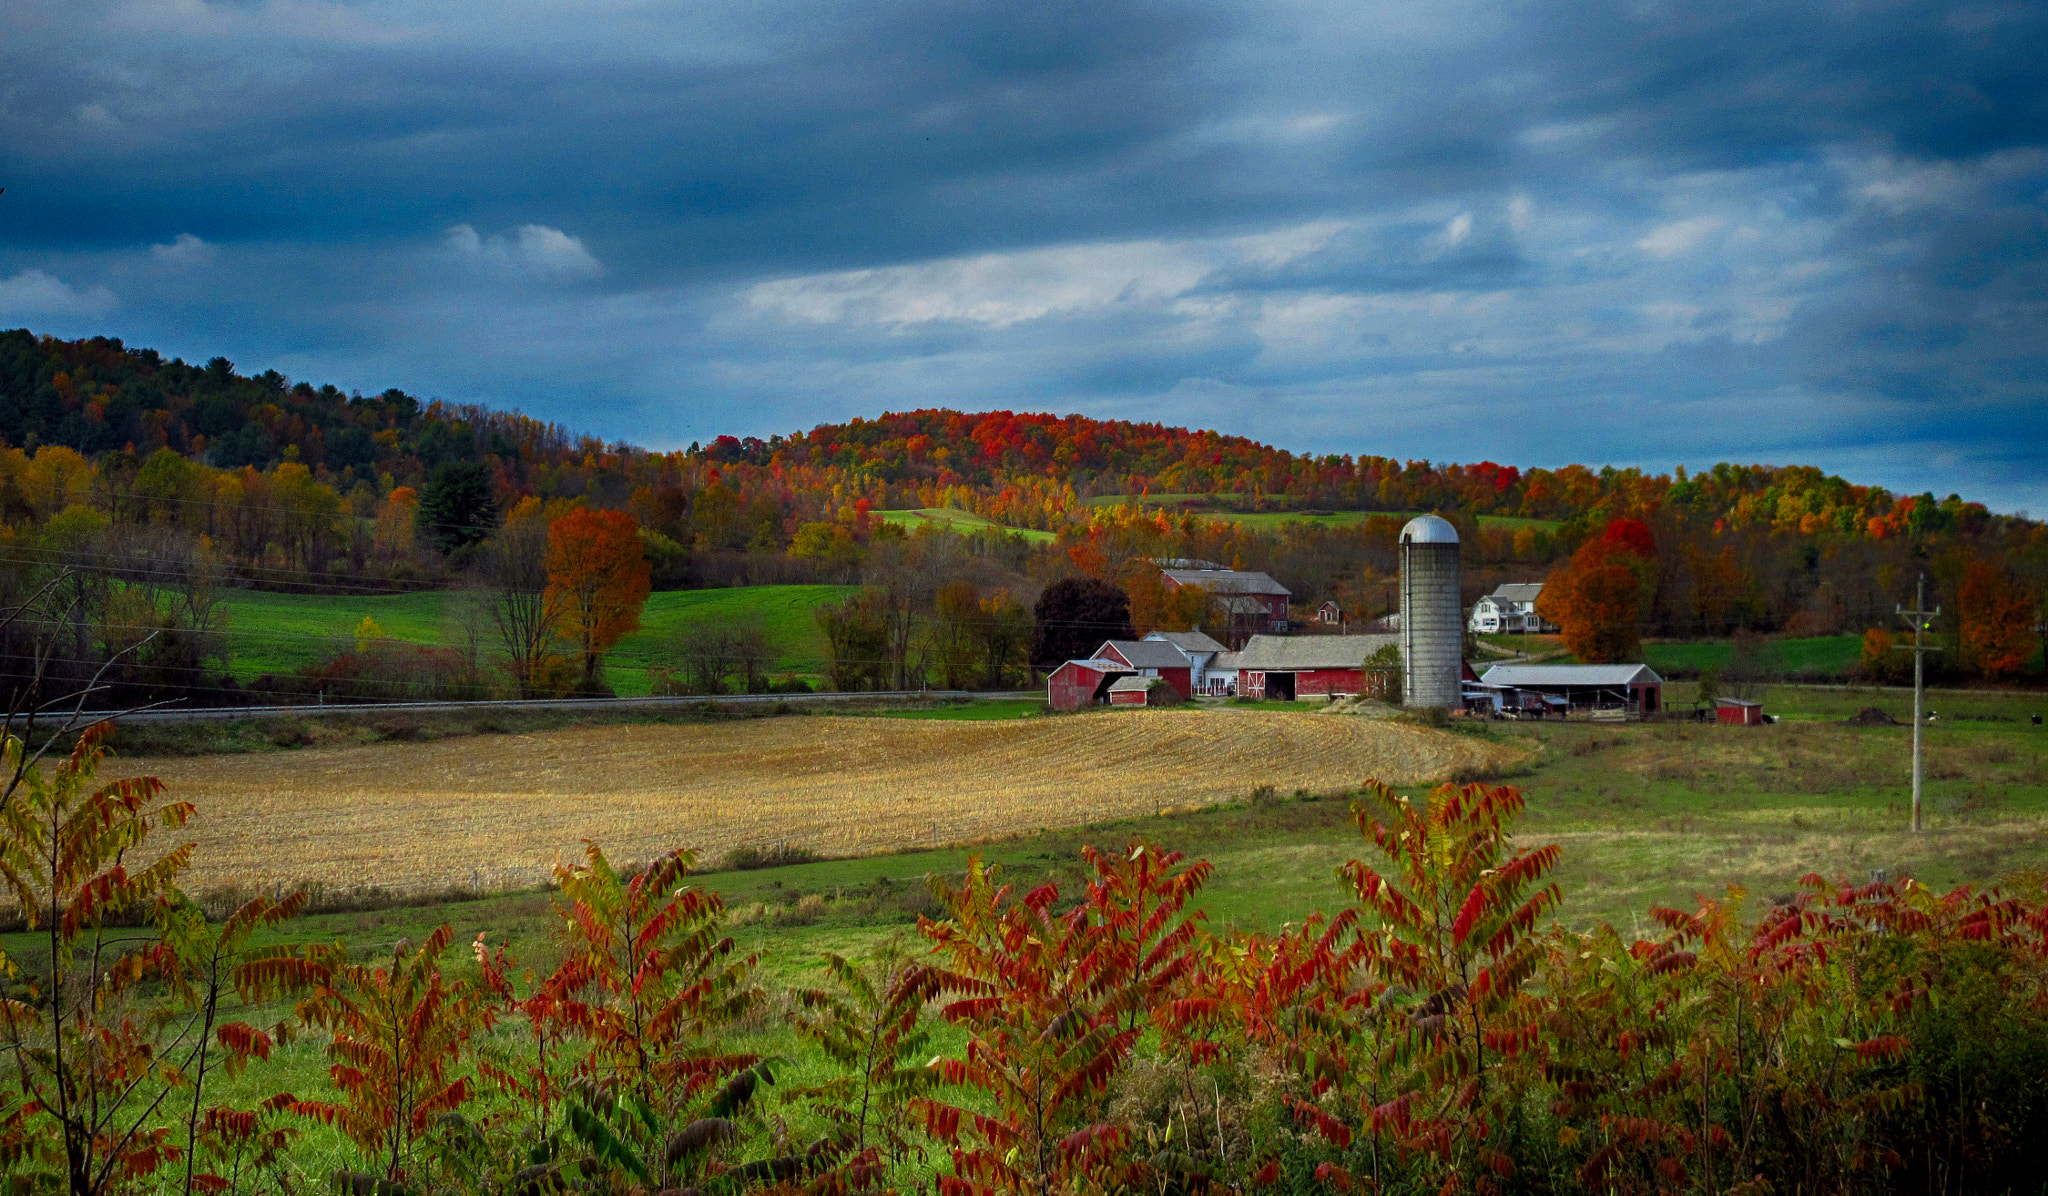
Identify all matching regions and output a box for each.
[1843,706,1899,726]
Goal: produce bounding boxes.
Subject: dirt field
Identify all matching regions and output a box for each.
[102,709,1521,895]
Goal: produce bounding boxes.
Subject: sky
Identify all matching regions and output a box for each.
[2,0,2044,511]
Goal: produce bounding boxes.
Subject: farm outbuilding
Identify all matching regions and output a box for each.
[1046,658,1137,711]
[1096,639,1196,699]
[1475,663,1664,715]
[1106,676,1153,706]
[1234,634,1398,701]
[1715,698,1765,726]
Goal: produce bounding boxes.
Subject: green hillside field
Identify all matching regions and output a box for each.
[878,507,1057,542]
[215,584,856,697]
[1081,496,1558,533]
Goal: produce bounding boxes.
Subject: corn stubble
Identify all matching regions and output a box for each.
[106,710,1521,893]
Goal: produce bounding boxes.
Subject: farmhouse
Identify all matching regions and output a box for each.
[1046,658,1137,710]
[1095,639,1195,699]
[1468,583,1557,634]
[1159,567,1292,644]
[1234,633,1398,701]
[1474,663,1663,714]
[1142,629,1232,695]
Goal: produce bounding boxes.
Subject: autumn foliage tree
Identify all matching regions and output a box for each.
[1538,517,1658,662]
[1957,558,2037,680]
[546,507,652,691]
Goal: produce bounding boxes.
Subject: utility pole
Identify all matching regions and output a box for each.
[1895,574,1941,833]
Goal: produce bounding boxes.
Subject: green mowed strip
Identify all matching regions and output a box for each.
[1082,497,1559,533]
[215,584,856,696]
[1641,635,1864,678]
[878,507,1056,542]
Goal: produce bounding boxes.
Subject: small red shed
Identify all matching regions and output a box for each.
[1715,698,1765,726]
[1106,676,1152,706]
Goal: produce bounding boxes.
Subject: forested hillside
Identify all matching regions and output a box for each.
[0,328,2042,702]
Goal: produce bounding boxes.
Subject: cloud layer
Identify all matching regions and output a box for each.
[1,0,2043,508]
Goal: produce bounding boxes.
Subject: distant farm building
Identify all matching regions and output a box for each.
[1096,640,1195,699]
[1468,583,1557,635]
[1143,630,1232,696]
[1159,567,1292,645]
[1473,663,1663,715]
[1234,634,1398,701]
[1317,600,1343,625]
[1715,697,1765,726]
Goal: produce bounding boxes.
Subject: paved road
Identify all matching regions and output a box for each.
[67,689,1043,725]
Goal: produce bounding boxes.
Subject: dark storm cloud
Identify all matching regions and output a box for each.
[0,0,2043,507]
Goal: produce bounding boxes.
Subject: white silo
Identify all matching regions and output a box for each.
[1399,514,1462,709]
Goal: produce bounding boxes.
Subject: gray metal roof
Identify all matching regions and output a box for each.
[1106,675,1152,692]
[1400,514,1459,544]
[1479,663,1662,687]
[1234,634,1399,671]
[1098,639,1192,668]
[1144,630,1227,655]
[1211,651,1240,671]
[1058,658,1135,673]
[1159,568,1291,596]
[1488,582,1545,604]
[1215,595,1271,615]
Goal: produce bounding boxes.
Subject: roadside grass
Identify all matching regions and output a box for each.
[215,583,855,696]
[100,694,1043,758]
[879,508,1056,543]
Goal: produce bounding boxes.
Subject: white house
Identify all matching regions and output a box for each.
[1469,583,1556,634]
[1142,629,1232,695]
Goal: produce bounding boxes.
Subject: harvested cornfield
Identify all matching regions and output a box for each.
[105,709,1524,895]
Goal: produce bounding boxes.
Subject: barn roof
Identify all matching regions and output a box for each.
[1234,634,1399,671]
[1055,657,1133,674]
[1106,675,1152,693]
[1479,663,1662,687]
[1159,568,1291,597]
[1143,629,1228,655]
[1098,640,1192,668]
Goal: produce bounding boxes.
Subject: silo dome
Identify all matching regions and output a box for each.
[1400,514,1460,544]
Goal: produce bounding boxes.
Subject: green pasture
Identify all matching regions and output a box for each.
[215,584,855,696]
[878,507,1056,542]
[1640,635,1864,679]
[1082,496,1559,533]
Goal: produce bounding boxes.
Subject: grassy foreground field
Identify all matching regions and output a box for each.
[216,583,854,695]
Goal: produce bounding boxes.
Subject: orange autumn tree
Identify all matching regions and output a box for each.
[1537,518,1658,662]
[545,507,652,691]
[1958,558,2037,681]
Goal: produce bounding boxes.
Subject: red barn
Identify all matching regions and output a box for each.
[1095,640,1194,699]
[1158,568,1292,645]
[1715,698,1765,726]
[1233,634,1398,701]
[1046,658,1136,711]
